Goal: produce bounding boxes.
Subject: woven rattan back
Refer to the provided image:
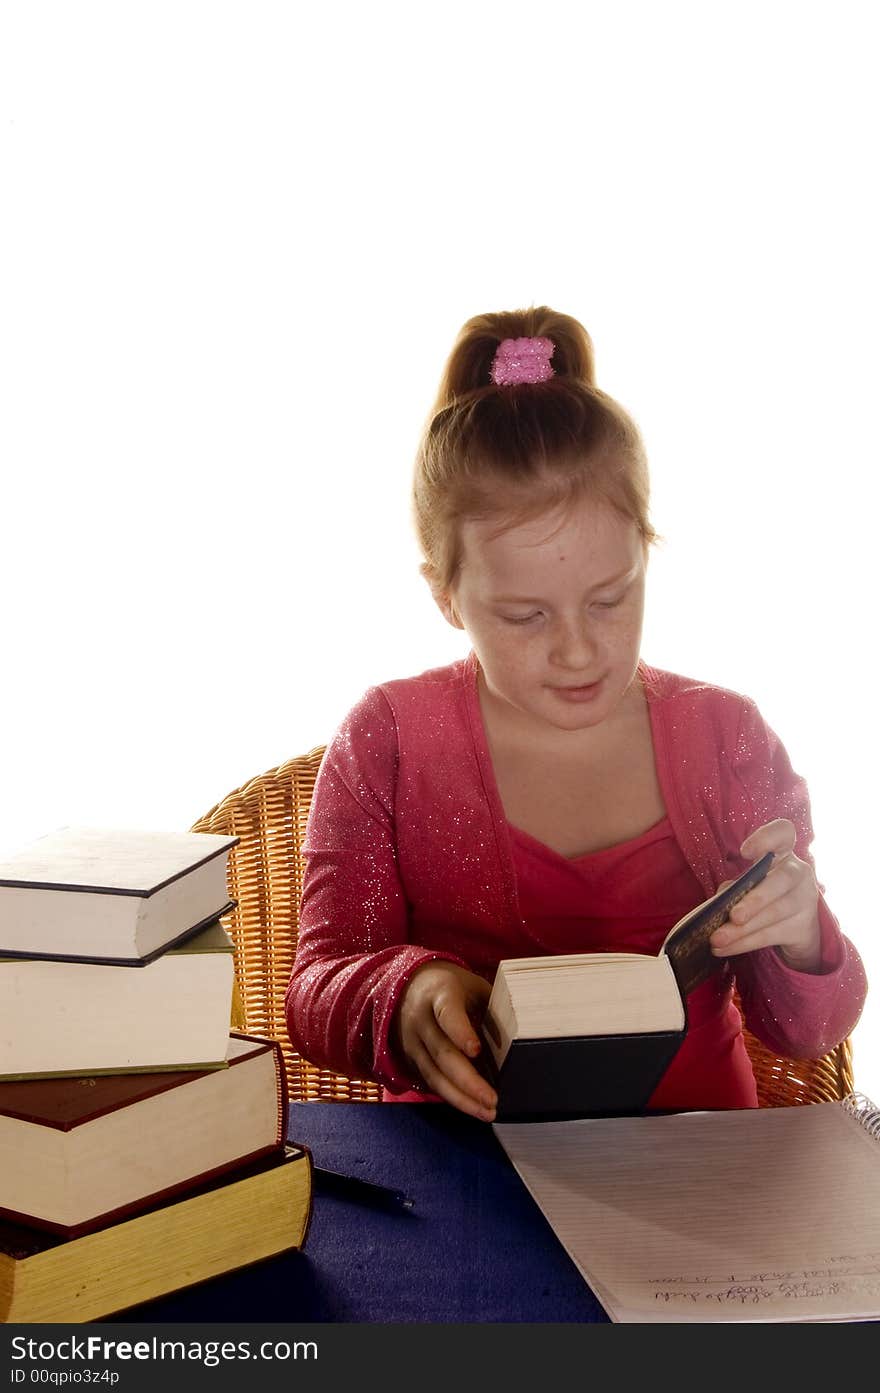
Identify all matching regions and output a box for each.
[193,745,854,1107]
[191,747,381,1103]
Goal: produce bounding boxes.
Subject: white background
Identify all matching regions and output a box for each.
[2,2,877,1093]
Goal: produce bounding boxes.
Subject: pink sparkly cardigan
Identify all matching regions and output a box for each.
[285,655,867,1094]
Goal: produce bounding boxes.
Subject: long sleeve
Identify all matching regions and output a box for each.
[284,686,469,1092]
[724,697,868,1059]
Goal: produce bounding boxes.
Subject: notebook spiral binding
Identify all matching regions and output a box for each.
[840,1092,880,1141]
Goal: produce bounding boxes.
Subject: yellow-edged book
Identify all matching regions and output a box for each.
[0,1145,312,1323]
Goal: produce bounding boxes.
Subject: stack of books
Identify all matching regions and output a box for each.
[0,827,312,1323]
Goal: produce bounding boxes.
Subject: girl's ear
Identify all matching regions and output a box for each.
[420,563,465,630]
[437,591,465,630]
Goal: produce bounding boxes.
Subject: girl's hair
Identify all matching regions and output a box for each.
[413,306,657,592]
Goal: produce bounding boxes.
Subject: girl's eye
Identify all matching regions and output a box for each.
[593,595,624,610]
[503,612,543,625]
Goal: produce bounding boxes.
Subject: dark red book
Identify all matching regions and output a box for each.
[0,1032,287,1237]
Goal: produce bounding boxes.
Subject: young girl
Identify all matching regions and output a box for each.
[284,307,867,1122]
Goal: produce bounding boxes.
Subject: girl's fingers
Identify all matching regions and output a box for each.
[409,1032,496,1119]
[712,909,810,957]
[724,863,796,919]
[717,894,805,944]
[402,996,496,1106]
[740,817,797,861]
[423,1020,496,1104]
[724,858,804,929]
[414,1056,493,1119]
[434,988,488,1058]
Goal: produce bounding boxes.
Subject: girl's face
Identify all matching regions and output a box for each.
[441,493,647,735]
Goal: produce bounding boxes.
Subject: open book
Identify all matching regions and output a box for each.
[481,852,773,1119]
[494,1095,880,1323]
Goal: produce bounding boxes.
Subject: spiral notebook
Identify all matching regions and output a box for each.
[494,1094,880,1323]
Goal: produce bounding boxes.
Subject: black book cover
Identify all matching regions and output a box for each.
[481,1022,687,1122]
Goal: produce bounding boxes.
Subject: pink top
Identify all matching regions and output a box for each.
[285,654,867,1104]
[510,817,758,1108]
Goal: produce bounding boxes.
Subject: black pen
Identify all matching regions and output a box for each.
[312,1166,415,1212]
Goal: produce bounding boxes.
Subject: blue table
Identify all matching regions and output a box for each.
[118,1102,606,1323]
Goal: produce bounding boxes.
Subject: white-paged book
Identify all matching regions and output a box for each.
[0,826,239,964]
[0,920,236,1079]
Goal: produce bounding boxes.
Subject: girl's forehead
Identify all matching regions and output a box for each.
[459,498,641,578]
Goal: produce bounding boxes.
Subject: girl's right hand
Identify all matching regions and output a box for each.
[393,961,498,1121]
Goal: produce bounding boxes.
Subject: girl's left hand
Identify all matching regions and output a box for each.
[710,818,822,972]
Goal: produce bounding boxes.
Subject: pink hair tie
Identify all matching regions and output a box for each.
[490,336,555,386]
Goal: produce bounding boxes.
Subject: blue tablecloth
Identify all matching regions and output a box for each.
[118,1102,605,1323]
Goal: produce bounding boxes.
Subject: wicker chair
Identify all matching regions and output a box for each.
[191,746,854,1107]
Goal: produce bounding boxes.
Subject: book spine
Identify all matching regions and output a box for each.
[840,1092,880,1141]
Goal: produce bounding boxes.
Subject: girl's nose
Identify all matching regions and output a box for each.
[549,616,598,669]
